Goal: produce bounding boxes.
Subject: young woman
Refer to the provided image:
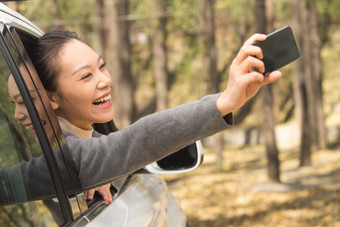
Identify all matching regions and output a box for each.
[29,30,281,203]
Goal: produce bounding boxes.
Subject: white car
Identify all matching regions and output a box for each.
[0,3,203,226]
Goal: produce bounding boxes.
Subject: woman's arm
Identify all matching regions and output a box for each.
[63,94,230,190]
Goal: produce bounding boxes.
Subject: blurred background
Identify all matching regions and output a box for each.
[5,0,340,226]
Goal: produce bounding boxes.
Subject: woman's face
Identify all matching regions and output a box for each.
[8,66,57,141]
[50,39,114,130]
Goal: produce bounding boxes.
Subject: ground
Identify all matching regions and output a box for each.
[163,142,340,227]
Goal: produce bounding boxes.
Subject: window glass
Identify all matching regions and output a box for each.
[7,26,89,221]
[0,29,64,226]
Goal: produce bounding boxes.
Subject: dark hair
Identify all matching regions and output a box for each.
[30,30,82,92]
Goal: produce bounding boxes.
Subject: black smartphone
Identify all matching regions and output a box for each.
[252,25,300,76]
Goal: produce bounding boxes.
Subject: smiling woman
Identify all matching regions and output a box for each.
[27,29,282,208]
[0,2,286,226]
[30,31,116,203]
[7,64,59,142]
[36,36,114,131]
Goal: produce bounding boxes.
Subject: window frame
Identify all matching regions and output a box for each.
[0,23,74,224]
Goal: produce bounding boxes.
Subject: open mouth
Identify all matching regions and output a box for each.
[24,120,47,129]
[24,120,46,136]
[25,125,33,130]
[92,94,111,107]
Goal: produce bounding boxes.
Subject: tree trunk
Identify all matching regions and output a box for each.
[94,0,135,129]
[239,0,250,45]
[94,0,107,56]
[309,1,326,149]
[52,0,62,29]
[110,0,135,129]
[266,0,279,124]
[291,0,325,166]
[153,0,168,112]
[255,0,280,182]
[198,0,209,95]
[199,0,223,165]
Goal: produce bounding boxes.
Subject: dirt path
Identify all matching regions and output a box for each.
[163,144,340,227]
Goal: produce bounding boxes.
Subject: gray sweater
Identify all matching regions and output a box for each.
[1,94,232,203]
[62,94,232,190]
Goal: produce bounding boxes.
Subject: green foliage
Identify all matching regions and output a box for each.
[6,0,340,123]
[274,0,292,21]
[14,0,96,34]
[167,0,199,35]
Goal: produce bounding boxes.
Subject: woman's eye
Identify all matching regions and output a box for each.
[100,62,106,69]
[10,99,24,105]
[81,73,92,80]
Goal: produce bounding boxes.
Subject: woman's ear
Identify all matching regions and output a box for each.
[47,92,59,110]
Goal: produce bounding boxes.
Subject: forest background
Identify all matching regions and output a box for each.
[5,0,340,226]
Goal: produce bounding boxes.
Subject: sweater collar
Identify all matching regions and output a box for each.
[57,116,93,138]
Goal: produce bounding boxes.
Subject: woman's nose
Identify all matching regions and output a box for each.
[97,72,112,89]
[14,107,26,121]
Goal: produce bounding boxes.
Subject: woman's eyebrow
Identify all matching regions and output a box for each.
[98,55,103,62]
[72,64,91,76]
[72,55,103,76]
[13,89,37,99]
[13,93,22,99]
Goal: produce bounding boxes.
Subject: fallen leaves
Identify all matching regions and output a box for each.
[162,144,340,227]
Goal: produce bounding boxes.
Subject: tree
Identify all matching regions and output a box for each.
[255,0,280,182]
[94,0,135,129]
[291,0,325,166]
[199,0,224,165]
[153,0,169,112]
[108,0,135,129]
[94,0,109,58]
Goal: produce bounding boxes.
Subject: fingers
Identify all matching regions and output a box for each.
[233,33,267,66]
[85,184,113,204]
[217,33,281,116]
[243,33,267,46]
[241,70,282,88]
[245,71,265,82]
[243,56,265,74]
[233,46,263,66]
[85,189,96,201]
[231,53,265,79]
[96,184,113,204]
[263,70,282,84]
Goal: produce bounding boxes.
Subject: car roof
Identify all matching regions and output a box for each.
[0,2,43,37]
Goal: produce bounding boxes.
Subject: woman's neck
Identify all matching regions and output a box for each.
[57,116,93,138]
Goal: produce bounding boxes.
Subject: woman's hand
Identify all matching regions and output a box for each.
[85,184,112,204]
[216,33,282,116]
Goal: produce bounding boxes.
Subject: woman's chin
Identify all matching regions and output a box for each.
[95,112,115,123]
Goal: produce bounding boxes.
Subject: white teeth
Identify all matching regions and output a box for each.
[93,94,111,104]
[25,125,32,130]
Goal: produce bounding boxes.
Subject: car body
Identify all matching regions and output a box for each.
[0,3,203,226]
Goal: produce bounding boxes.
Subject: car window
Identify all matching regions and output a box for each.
[0,30,64,226]
[5,25,92,221]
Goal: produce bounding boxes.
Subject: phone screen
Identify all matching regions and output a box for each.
[252,26,300,76]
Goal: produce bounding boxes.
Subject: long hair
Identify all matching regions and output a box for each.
[30,30,82,92]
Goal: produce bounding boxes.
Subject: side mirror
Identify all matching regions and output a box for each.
[144,140,204,174]
[92,121,204,175]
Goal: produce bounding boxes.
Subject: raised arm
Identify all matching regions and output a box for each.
[216,34,282,116]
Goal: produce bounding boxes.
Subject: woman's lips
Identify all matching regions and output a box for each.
[92,94,112,109]
[24,120,47,136]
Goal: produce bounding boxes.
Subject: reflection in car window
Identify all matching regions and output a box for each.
[11,27,90,215]
[0,28,64,226]
[5,25,91,223]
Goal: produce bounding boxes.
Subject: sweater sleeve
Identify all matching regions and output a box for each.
[62,94,232,189]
